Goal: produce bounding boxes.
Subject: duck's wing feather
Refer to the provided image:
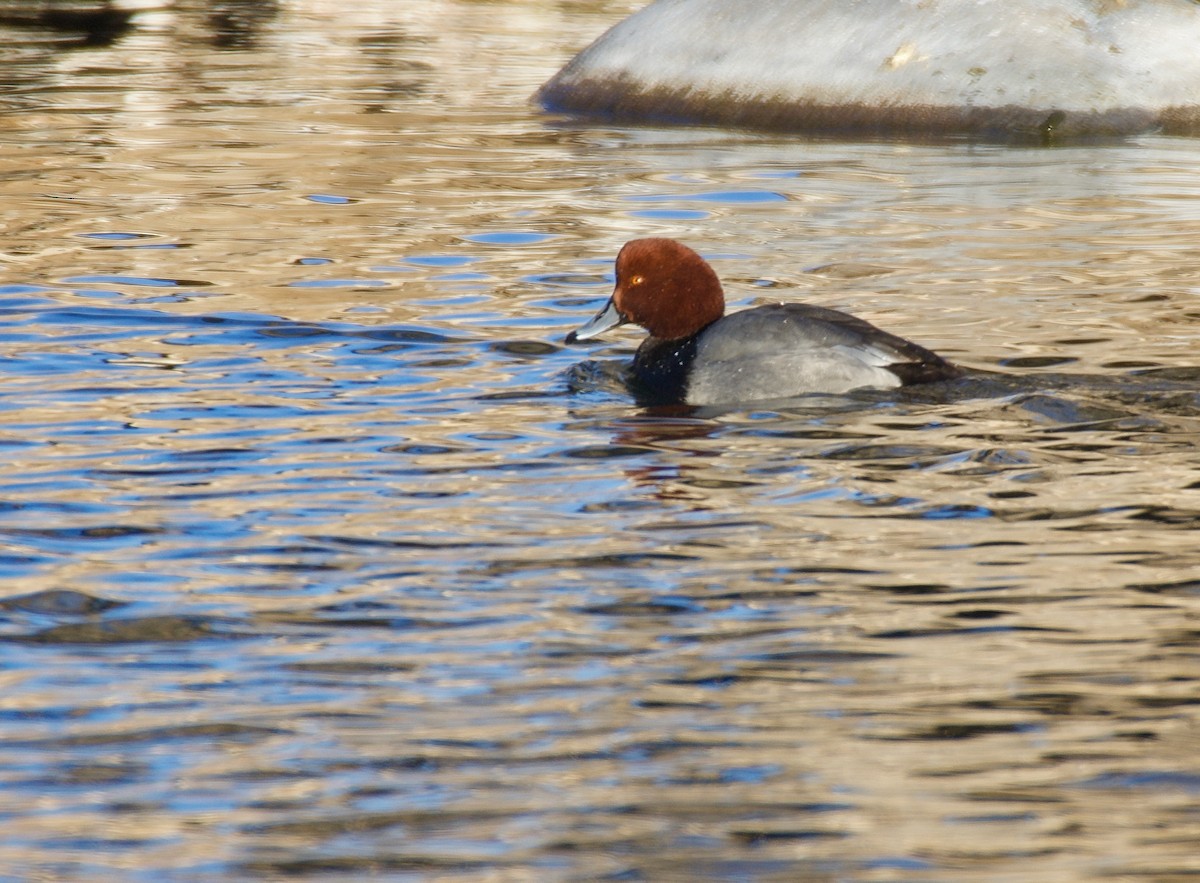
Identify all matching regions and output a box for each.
[685,303,959,403]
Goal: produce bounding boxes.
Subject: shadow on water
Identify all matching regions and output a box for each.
[0,0,278,48]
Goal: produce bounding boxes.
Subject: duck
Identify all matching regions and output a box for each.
[565,238,962,406]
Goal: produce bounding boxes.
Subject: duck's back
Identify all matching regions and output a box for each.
[682,303,957,405]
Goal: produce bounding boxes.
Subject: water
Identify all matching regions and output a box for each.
[1,2,1199,880]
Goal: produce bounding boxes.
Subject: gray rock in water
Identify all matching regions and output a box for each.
[537,0,1200,140]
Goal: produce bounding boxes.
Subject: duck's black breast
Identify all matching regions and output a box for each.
[630,334,700,404]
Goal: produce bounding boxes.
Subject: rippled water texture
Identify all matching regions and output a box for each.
[1,2,1198,880]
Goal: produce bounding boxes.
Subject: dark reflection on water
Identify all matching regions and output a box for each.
[1,0,1199,880]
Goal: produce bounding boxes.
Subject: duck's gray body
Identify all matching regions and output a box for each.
[640,303,957,406]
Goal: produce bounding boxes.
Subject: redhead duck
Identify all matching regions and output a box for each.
[566,238,961,405]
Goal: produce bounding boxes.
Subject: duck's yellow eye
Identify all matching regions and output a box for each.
[630,274,645,286]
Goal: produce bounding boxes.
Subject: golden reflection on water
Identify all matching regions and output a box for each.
[0,1,1198,880]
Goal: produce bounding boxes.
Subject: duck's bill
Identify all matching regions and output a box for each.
[565,297,625,343]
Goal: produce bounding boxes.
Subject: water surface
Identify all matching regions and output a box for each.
[0,2,1198,880]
